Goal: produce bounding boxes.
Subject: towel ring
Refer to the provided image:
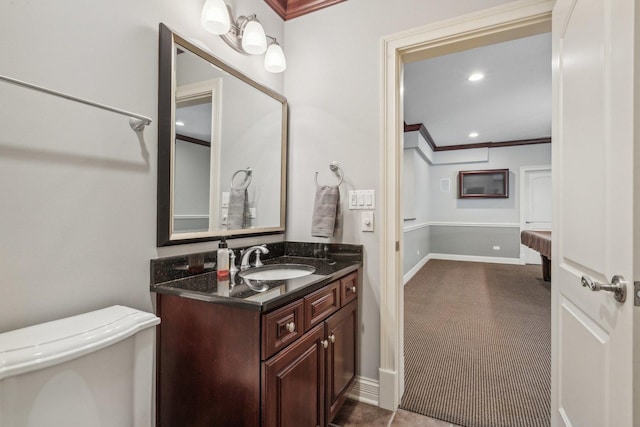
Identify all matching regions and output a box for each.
[315,161,344,187]
[231,167,252,190]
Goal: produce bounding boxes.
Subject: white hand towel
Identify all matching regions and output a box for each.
[311,186,340,238]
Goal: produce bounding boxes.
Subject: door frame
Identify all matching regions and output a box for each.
[379,0,554,410]
[520,165,552,264]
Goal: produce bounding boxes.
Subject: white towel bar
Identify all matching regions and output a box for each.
[0,74,152,132]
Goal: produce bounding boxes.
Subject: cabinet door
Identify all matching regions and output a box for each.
[263,324,326,427]
[325,299,358,423]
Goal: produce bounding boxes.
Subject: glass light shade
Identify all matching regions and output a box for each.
[241,20,267,55]
[264,42,286,73]
[201,0,230,35]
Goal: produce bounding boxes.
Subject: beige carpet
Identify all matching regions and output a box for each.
[400,260,550,427]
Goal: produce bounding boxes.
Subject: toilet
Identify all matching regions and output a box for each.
[0,305,160,427]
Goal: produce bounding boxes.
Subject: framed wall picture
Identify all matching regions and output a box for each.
[458,169,509,198]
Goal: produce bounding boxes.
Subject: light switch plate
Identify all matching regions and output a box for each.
[349,190,376,210]
[361,211,374,232]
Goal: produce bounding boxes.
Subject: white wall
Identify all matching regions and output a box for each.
[0,0,284,333]
[429,143,551,223]
[174,140,211,217]
[403,147,430,275]
[283,0,514,383]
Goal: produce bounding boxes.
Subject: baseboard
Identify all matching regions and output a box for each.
[378,368,399,410]
[347,376,379,406]
[429,253,524,265]
[403,254,432,285]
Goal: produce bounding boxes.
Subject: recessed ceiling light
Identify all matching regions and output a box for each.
[176,121,185,126]
[469,132,479,138]
[468,73,484,82]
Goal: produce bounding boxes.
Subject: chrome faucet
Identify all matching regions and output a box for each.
[240,245,269,270]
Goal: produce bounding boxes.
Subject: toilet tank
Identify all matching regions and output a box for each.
[0,305,160,427]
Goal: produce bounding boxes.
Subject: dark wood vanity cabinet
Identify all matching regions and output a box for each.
[156,270,359,427]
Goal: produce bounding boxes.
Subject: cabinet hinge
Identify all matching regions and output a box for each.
[395,241,400,252]
[634,282,640,306]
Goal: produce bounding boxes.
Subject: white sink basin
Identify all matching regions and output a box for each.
[239,264,316,281]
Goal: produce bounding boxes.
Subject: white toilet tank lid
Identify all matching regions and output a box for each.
[0,305,160,381]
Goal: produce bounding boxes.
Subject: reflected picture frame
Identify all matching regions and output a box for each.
[458,169,509,199]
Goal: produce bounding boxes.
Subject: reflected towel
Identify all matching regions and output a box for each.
[311,186,340,238]
[227,188,250,229]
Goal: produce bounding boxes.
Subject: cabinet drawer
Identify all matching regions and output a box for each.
[304,281,340,330]
[262,299,304,360]
[339,272,358,306]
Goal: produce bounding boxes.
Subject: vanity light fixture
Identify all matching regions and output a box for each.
[200,0,286,73]
[469,132,479,138]
[468,73,484,82]
[175,121,185,126]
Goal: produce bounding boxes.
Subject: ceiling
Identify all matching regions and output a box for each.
[403,32,551,148]
[176,102,212,142]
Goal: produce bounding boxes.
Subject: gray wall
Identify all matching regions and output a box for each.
[0,0,529,392]
[0,0,284,333]
[430,225,520,258]
[403,225,431,274]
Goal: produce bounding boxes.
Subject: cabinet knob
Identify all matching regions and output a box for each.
[321,339,329,349]
[329,334,335,343]
[285,322,295,333]
[350,286,357,294]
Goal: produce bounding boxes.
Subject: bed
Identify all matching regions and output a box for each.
[520,230,551,281]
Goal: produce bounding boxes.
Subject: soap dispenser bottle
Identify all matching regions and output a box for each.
[217,238,230,279]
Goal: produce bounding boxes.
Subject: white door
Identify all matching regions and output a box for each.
[552,0,635,426]
[520,167,552,264]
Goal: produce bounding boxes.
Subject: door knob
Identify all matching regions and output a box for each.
[581,275,627,303]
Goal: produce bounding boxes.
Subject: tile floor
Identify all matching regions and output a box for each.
[330,399,462,427]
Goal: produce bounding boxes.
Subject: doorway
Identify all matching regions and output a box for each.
[379,0,554,412]
[520,166,552,264]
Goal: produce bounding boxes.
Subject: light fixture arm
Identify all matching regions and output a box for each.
[219,7,253,54]
[219,6,277,56]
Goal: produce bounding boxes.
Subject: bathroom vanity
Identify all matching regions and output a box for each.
[151,243,362,427]
[152,27,359,427]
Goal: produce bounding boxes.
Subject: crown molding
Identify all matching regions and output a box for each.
[264,0,347,20]
[404,122,550,151]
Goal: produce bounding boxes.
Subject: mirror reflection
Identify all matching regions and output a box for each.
[158,24,287,246]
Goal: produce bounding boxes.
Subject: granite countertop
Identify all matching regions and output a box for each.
[150,255,361,312]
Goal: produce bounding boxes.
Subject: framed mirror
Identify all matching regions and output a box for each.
[158,24,288,246]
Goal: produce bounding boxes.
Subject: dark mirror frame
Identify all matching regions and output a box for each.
[458,169,509,199]
[157,23,288,246]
